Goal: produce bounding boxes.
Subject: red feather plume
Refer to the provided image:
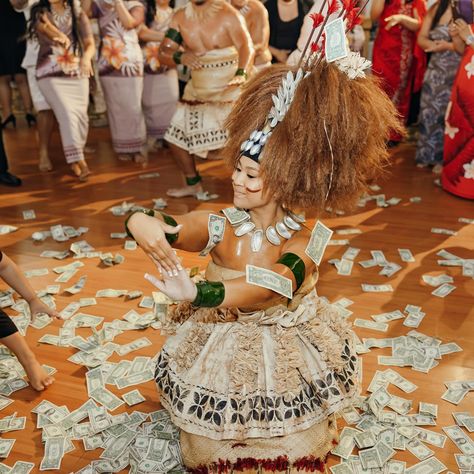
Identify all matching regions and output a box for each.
[309,12,324,28]
[311,41,320,52]
[327,0,339,15]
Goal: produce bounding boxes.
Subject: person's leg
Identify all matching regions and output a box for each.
[37,110,54,171]
[13,73,34,115]
[0,310,52,390]
[0,127,21,186]
[166,142,203,198]
[0,76,13,121]
[0,332,54,391]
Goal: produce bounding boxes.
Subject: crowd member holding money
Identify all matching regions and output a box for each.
[125,12,401,471]
[0,250,60,390]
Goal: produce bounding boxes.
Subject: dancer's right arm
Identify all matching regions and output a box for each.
[126,210,213,274]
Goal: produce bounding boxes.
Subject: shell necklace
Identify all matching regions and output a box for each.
[52,3,72,31]
[222,207,305,252]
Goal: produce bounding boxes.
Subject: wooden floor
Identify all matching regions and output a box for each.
[1,121,473,473]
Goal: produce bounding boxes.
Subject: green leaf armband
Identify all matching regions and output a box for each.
[158,211,180,245]
[124,209,155,239]
[165,28,183,45]
[173,51,183,65]
[277,252,306,291]
[192,281,225,307]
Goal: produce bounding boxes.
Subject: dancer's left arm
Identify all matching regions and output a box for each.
[226,6,255,74]
[146,234,316,308]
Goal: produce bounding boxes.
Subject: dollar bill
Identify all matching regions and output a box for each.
[359,259,378,268]
[126,290,142,300]
[371,250,387,265]
[329,464,352,474]
[64,276,87,295]
[406,438,434,460]
[152,197,167,210]
[416,428,447,448]
[331,427,360,459]
[328,239,349,246]
[110,232,128,239]
[443,425,474,454]
[110,201,135,216]
[359,446,382,469]
[379,262,402,277]
[40,437,64,470]
[337,258,353,276]
[91,387,124,412]
[115,369,154,389]
[422,274,454,287]
[406,456,447,474]
[96,289,127,298]
[116,337,152,356]
[398,248,415,262]
[419,402,438,418]
[0,225,18,235]
[22,209,36,220]
[10,461,35,473]
[40,250,70,260]
[59,302,80,320]
[361,284,394,292]
[354,319,388,332]
[305,221,333,266]
[139,296,154,309]
[341,246,360,260]
[79,298,97,307]
[199,214,226,257]
[100,428,136,460]
[431,283,456,297]
[372,310,404,323]
[455,454,474,469]
[403,311,425,328]
[122,389,146,406]
[24,268,49,278]
[431,227,457,236]
[195,191,219,201]
[324,17,349,62]
[55,268,78,283]
[246,265,292,299]
[222,207,250,226]
[124,240,137,251]
[336,228,362,235]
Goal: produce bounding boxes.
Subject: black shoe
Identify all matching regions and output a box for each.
[0,172,22,187]
[25,113,37,127]
[1,114,16,129]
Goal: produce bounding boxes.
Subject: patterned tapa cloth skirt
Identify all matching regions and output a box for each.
[100,75,146,154]
[38,77,89,163]
[155,288,360,473]
[164,47,241,158]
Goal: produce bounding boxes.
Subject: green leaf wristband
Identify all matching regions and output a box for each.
[158,211,179,245]
[277,252,306,291]
[192,281,225,307]
[124,209,155,239]
[165,28,183,45]
[173,51,183,65]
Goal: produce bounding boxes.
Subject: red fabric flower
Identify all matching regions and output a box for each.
[347,7,362,29]
[311,41,319,52]
[341,0,352,11]
[310,12,324,28]
[328,0,339,15]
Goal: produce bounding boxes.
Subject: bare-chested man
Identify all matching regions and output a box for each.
[158,0,254,198]
[231,0,272,70]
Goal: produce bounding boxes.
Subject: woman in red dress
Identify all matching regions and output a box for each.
[442,18,474,199]
[371,0,426,143]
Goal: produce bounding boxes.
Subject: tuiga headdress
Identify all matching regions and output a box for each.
[239,0,371,200]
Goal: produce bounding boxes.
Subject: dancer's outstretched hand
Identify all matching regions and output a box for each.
[144,266,197,303]
[29,297,61,321]
[127,212,182,276]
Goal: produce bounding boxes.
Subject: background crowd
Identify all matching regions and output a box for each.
[0,0,473,199]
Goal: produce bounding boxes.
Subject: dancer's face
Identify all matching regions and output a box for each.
[232,156,270,209]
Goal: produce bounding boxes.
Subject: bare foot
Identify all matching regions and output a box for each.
[416,163,428,169]
[118,154,132,161]
[70,160,91,181]
[24,359,54,391]
[167,182,203,198]
[134,152,147,165]
[432,164,443,175]
[38,154,53,172]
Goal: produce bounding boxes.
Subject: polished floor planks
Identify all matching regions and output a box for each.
[0,123,473,472]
